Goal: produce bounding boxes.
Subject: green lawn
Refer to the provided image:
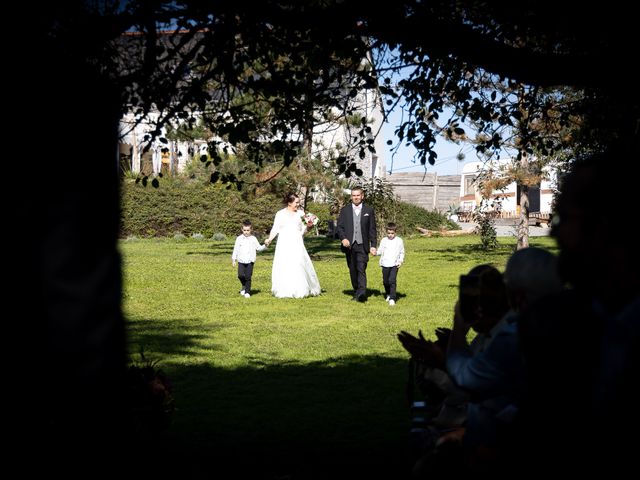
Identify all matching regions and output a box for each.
[121,234,556,478]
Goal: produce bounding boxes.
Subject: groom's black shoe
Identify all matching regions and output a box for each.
[356,294,366,303]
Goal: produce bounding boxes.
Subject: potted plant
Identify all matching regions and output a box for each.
[127,349,175,434]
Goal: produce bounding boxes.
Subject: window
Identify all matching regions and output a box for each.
[464,175,477,196]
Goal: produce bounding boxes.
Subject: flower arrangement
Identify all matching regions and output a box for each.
[303,212,319,228]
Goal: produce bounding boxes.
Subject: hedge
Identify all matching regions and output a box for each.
[120,178,455,238]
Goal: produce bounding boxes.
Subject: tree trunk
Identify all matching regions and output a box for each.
[299,118,314,209]
[517,183,530,249]
[17,13,129,475]
[515,89,532,251]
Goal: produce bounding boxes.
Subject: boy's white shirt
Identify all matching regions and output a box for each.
[377,236,405,267]
[232,234,266,264]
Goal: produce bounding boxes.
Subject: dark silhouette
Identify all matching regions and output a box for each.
[518,146,639,475]
[15,6,129,477]
[22,4,638,479]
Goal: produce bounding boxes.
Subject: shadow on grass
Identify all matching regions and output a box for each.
[185,237,344,262]
[186,243,233,256]
[428,240,558,265]
[127,318,228,357]
[126,320,414,479]
[306,237,344,261]
[340,288,406,302]
[152,354,414,480]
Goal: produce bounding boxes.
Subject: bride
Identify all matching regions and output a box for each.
[264,192,321,298]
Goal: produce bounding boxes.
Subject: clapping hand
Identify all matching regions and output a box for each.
[434,327,451,347]
[397,330,446,369]
[397,329,427,356]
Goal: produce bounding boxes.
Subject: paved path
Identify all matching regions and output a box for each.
[457,222,551,237]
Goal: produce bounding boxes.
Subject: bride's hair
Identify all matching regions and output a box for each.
[283,192,299,205]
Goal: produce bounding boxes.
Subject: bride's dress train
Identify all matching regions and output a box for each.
[270,209,321,298]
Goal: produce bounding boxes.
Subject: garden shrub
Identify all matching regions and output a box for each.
[121,177,455,239]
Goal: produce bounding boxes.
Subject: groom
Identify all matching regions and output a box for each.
[337,187,377,302]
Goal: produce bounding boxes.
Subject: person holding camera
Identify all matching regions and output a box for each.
[447,249,562,451]
[398,265,509,472]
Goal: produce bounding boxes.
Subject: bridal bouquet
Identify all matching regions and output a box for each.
[303,212,319,228]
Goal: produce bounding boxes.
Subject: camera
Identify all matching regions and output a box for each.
[410,400,428,428]
[409,400,436,455]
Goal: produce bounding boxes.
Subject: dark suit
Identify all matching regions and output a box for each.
[336,203,377,299]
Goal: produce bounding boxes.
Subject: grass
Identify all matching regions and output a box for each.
[121,234,556,478]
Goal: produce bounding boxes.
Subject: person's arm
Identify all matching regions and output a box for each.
[447,301,473,356]
[368,207,377,255]
[264,212,281,246]
[447,322,518,398]
[396,238,405,266]
[446,300,496,394]
[232,237,239,265]
[336,207,350,248]
[397,330,446,369]
[336,207,346,239]
[297,209,307,235]
[376,238,386,256]
[445,301,474,378]
[254,237,266,252]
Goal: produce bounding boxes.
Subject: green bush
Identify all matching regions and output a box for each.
[121,177,456,239]
[473,208,499,250]
[347,178,455,237]
[394,201,458,236]
[305,201,332,235]
[120,177,281,238]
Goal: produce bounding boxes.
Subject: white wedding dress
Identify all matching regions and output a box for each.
[269,208,321,298]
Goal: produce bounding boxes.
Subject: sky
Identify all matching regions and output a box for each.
[376,52,482,177]
[380,107,478,177]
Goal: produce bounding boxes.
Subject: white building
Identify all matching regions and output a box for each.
[119,94,386,179]
[458,161,556,217]
[116,31,386,180]
[310,87,387,180]
[119,77,386,180]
